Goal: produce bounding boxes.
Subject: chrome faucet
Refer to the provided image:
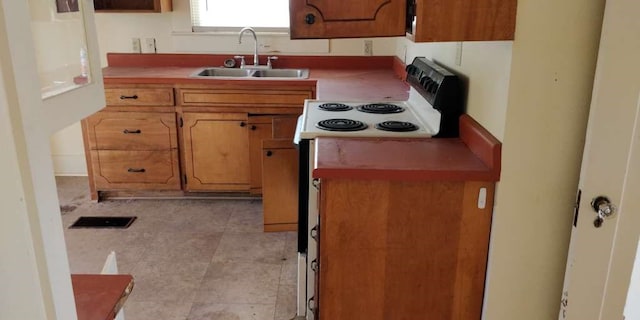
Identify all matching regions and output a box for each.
[238,27,259,67]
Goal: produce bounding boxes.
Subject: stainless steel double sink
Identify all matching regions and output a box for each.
[190,67,310,79]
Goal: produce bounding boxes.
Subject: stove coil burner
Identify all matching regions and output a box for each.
[375,121,419,132]
[318,103,353,111]
[316,119,368,132]
[356,103,405,114]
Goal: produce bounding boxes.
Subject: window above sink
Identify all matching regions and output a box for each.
[190,0,289,32]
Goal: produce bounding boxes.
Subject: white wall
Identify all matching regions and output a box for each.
[483,0,605,319]
[396,39,512,140]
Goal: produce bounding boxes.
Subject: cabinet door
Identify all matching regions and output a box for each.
[411,0,517,41]
[262,139,298,232]
[289,0,406,39]
[248,116,273,195]
[182,113,251,191]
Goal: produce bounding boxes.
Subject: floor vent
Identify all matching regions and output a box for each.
[70,216,137,229]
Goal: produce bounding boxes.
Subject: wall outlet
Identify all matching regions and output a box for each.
[364,40,373,56]
[131,38,141,53]
[144,38,156,53]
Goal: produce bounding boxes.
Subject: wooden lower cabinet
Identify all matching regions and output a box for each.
[91,150,180,190]
[181,112,251,191]
[316,179,494,319]
[262,139,299,232]
[248,116,274,194]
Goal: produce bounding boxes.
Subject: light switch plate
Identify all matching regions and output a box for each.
[144,38,156,53]
[478,187,487,209]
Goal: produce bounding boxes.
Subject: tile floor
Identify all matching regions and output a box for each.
[56,176,298,320]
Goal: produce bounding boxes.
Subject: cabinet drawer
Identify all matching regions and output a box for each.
[90,150,180,190]
[178,89,312,107]
[105,87,174,106]
[86,112,177,150]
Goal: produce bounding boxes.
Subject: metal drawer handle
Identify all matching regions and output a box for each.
[307,296,315,312]
[127,168,146,173]
[311,259,318,272]
[120,95,138,100]
[123,129,141,134]
[266,150,273,157]
[310,225,319,241]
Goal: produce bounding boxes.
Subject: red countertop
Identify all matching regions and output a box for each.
[102,54,502,181]
[313,115,502,181]
[72,274,133,320]
[101,53,409,101]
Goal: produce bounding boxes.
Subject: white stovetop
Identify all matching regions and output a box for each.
[297,88,441,139]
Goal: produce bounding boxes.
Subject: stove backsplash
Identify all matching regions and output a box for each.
[406,57,464,138]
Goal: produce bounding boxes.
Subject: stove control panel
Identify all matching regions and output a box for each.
[405,57,463,137]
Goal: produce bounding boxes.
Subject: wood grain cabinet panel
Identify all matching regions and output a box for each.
[248,116,274,195]
[86,112,177,150]
[178,89,312,107]
[290,0,517,41]
[317,179,494,319]
[262,139,298,232]
[181,112,251,191]
[290,0,406,38]
[411,0,518,42]
[90,150,180,190]
[105,87,174,106]
[94,0,172,12]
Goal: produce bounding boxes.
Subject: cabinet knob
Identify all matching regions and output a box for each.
[250,125,257,130]
[266,150,273,157]
[240,122,247,127]
[304,13,316,25]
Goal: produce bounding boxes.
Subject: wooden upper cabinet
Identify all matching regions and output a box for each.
[409,0,517,42]
[290,0,517,41]
[289,0,407,39]
[93,0,172,13]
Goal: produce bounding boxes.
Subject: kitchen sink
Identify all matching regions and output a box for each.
[191,67,309,79]
[251,69,309,78]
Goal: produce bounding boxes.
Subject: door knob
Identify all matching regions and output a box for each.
[591,196,616,228]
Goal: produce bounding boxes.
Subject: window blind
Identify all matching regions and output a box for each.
[190,0,290,30]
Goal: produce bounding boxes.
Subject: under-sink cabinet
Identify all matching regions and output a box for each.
[181,112,252,191]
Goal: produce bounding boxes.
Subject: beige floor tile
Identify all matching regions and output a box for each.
[57,177,301,319]
[143,232,223,264]
[274,285,297,320]
[124,301,193,320]
[225,202,264,233]
[196,262,281,305]
[212,232,287,264]
[187,303,275,320]
[129,266,206,303]
[279,263,298,287]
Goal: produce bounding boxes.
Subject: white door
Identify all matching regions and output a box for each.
[559,0,640,319]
